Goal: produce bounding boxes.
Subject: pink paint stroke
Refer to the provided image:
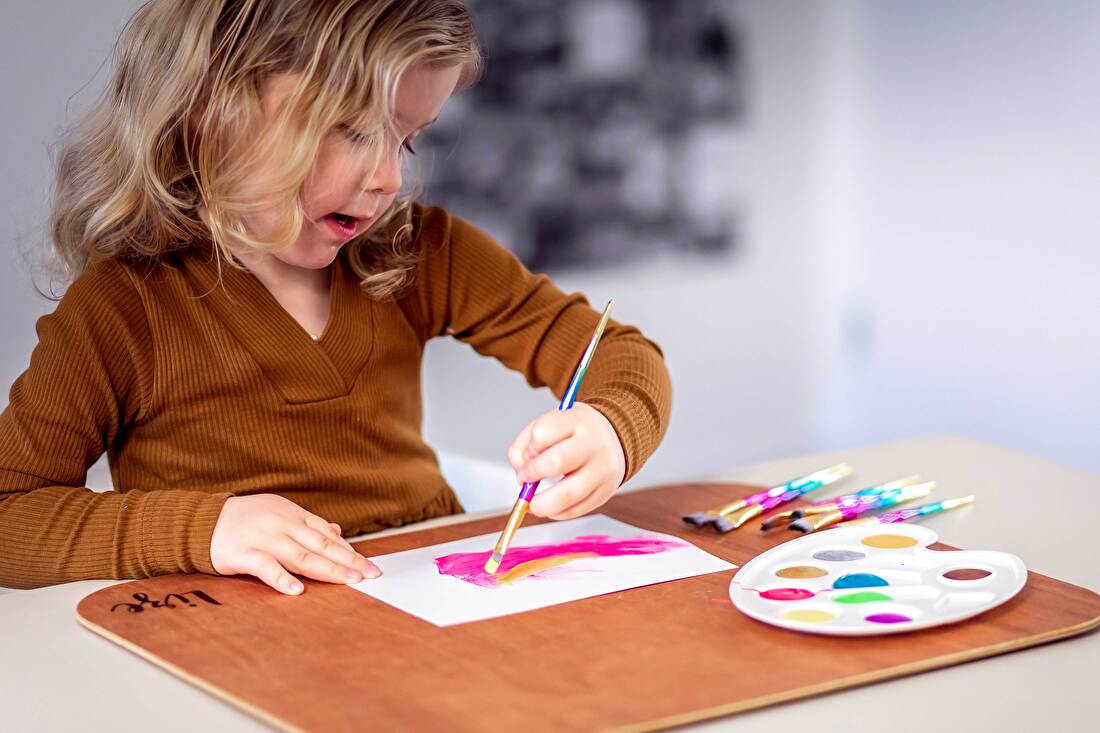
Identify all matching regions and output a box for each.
[433,534,688,588]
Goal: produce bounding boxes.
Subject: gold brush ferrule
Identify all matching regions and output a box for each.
[803,504,840,515]
[725,503,765,530]
[760,509,798,529]
[492,498,529,556]
[803,509,844,532]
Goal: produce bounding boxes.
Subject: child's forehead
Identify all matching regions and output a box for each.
[392,63,462,129]
[259,64,459,134]
[346,64,458,133]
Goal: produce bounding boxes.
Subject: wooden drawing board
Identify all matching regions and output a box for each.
[77,482,1100,732]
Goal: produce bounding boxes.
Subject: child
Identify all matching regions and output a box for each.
[0,0,671,595]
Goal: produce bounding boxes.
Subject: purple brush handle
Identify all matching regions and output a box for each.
[872,508,918,523]
[744,477,825,506]
[757,491,795,511]
[750,488,805,512]
[744,486,784,504]
[838,492,908,520]
[811,486,884,507]
[518,481,539,502]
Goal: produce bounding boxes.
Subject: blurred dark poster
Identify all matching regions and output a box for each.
[413,0,746,271]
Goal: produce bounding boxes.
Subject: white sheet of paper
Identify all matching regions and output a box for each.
[348,514,735,626]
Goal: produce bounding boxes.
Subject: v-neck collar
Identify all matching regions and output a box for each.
[182,246,375,403]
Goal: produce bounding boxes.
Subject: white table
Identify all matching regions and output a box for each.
[2,436,1097,732]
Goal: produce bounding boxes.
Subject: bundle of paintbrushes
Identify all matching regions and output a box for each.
[758,475,922,530]
[682,463,852,533]
[757,471,976,533]
[787,481,935,533]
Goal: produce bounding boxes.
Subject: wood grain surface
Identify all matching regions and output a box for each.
[76,482,1100,732]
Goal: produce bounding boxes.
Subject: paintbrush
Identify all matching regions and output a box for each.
[759,475,922,530]
[484,300,615,575]
[682,463,852,529]
[789,481,936,533]
[845,495,975,526]
[711,464,854,533]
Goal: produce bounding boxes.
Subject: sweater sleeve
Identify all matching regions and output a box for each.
[0,263,231,589]
[405,205,672,483]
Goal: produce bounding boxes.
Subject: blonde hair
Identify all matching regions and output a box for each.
[48,0,481,298]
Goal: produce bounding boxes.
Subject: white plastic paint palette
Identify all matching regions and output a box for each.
[729,524,1027,635]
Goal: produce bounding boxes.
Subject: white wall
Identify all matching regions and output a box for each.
[810,0,1100,472]
[2,4,135,389]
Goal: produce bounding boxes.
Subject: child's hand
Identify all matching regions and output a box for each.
[210,494,381,595]
[508,403,627,520]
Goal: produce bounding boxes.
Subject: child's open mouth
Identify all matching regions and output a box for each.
[323,211,359,240]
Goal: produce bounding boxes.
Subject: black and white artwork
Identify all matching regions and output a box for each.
[413,0,746,271]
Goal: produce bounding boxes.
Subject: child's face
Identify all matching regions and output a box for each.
[251,63,461,270]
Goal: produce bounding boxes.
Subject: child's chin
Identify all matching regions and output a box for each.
[275,244,342,270]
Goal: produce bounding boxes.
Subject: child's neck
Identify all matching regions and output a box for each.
[237,250,333,340]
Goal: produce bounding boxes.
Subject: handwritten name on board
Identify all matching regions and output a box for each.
[111,590,222,614]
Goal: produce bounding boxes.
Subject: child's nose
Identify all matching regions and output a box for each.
[363,145,402,196]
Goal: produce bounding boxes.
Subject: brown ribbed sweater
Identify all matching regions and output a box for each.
[0,205,671,589]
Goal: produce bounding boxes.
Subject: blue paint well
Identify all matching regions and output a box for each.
[833,573,889,589]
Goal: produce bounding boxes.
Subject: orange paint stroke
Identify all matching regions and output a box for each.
[434,534,688,588]
[495,552,600,585]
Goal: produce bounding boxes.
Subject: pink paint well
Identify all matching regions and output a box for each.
[434,534,688,588]
[759,588,816,601]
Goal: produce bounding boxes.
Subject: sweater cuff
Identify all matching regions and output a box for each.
[137,490,233,576]
[582,389,663,486]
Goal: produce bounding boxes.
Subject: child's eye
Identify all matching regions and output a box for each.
[337,123,371,146]
[338,124,416,156]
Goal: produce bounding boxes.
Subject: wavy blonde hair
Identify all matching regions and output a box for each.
[48,0,480,298]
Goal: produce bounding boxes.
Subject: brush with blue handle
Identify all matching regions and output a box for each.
[483,300,615,575]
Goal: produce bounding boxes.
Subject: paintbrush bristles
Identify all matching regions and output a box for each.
[790,509,844,533]
[760,511,796,531]
[681,498,749,527]
[715,504,764,533]
[483,553,502,575]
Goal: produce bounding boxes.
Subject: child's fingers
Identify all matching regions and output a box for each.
[528,467,598,518]
[303,514,359,555]
[243,549,303,595]
[523,411,576,461]
[519,436,587,484]
[508,419,536,471]
[292,524,380,579]
[329,522,343,537]
[548,479,612,520]
[274,536,364,584]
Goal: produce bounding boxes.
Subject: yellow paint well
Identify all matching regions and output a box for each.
[861,534,918,549]
[781,609,836,623]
